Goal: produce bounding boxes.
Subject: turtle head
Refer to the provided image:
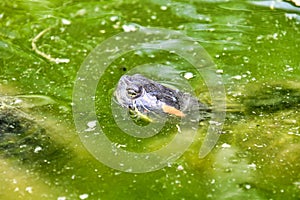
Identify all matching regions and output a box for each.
[114,75,145,108]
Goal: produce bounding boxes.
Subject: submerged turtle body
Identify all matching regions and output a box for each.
[0,96,50,160]
[114,74,210,121]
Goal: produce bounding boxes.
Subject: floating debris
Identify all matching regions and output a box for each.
[31,27,70,64]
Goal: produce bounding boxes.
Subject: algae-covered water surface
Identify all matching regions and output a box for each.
[1,0,300,199]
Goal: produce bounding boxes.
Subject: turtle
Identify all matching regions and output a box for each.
[113,74,211,122]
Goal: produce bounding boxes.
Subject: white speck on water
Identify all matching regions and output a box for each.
[209,120,222,126]
[87,120,96,127]
[34,146,42,153]
[216,69,223,74]
[248,163,257,169]
[122,24,137,32]
[61,18,71,25]
[71,175,76,179]
[85,121,97,132]
[177,165,184,171]
[221,143,231,148]
[54,58,70,64]
[285,65,294,72]
[94,6,100,12]
[293,181,300,186]
[114,171,122,176]
[126,168,133,173]
[256,35,264,40]
[160,5,168,10]
[25,186,33,194]
[76,9,86,16]
[231,75,242,80]
[254,144,264,148]
[116,144,127,148]
[245,184,251,189]
[14,99,23,104]
[110,16,119,22]
[151,15,157,20]
[79,194,89,200]
[113,23,120,29]
[184,72,194,79]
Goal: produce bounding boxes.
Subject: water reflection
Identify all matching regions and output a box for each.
[0,0,299,199]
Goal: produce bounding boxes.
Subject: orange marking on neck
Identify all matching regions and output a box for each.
[162,104,185,117]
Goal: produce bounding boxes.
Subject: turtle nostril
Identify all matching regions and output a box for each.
[128,104,134,110]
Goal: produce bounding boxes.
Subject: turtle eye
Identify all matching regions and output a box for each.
[127,86,142,98]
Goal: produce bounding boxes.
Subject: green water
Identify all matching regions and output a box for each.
[1,0,300,199]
